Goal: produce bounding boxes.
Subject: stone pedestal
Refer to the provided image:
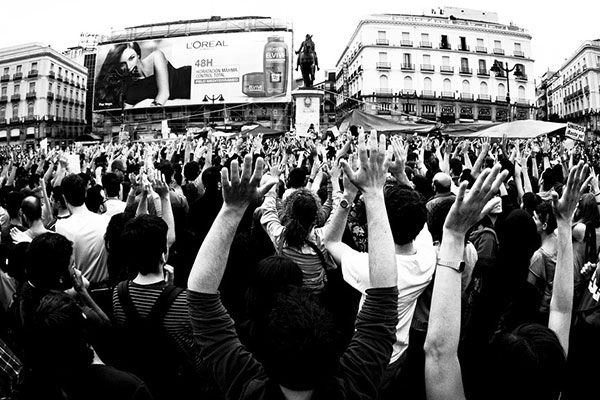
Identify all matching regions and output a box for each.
[292,88,324,137]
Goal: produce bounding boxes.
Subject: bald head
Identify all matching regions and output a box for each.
[21,195,42,224]
[433,172,452,193]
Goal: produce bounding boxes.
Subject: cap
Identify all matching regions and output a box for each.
[111,159,126,173]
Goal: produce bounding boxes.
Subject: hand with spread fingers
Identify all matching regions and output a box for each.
[444,163,508,237]
[221,154,277,210]
[552,161,590,222]
[340,130,389,196]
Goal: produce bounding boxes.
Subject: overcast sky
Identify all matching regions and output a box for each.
[2,0,598,82]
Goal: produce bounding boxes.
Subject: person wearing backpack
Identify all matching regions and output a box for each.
[110,215,215,400]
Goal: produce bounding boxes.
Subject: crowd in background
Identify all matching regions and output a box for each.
[0,125,597,400]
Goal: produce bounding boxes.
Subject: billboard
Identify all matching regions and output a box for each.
[93,30,292,111]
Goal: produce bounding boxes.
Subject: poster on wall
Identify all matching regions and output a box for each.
[93,31,292,111]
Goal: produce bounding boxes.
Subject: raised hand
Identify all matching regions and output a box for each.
[552,161,590,222]
[221,154,276,210]
[340,130,389,196]
[444,164,508,236]
[152,172,170,198]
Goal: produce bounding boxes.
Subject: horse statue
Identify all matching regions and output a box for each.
[296,34,319,88]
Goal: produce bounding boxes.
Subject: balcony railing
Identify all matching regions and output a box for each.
[516,74,528,81]
[47,92,54,99]
[441,91,455,99]
[0,96,7,103]
[55,95,63,102]
[57,74,63,81]
[0,75,9,82]
[439,43,451,50]
[10,117,21,124]
[421,90,436,98]
[377,109,392,115]
[375,88,393,96]
[420,64,435,72]
[514,50,525,57]
[48,71,55,79]
[460,93,474,100]
[515,98,529,105]
[459,67,473,75]
[10,94,20,101]
[419,41,432,48]
[376,62,391,70]
[13,72,22,80]
[376,39,389,45]
[475,46,487,53]
[400,40,413,47]
[401,63,415,71]
[493,48,505,55]
[478,94,491,102]
[26,91,36,99]
[401,89,417,96]
[496,96,508,103]
[477,69,490,76]
[440,65,454,74]
[458,45,470,52]
[28,70,38,78]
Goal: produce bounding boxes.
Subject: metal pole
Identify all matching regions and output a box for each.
[505,62,511,122]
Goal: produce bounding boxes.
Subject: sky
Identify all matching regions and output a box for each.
[1,0,599,82]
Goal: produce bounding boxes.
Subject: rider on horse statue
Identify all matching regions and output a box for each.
[295,34,320,72]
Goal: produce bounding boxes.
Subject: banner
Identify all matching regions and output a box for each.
[565,122,585,141]
[93,31,293,111]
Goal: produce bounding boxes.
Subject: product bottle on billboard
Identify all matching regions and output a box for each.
[263,36,288,97]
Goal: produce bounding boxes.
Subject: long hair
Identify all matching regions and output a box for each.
[95,42,141,108]
[576,193,600,263]
[282,189,319,248]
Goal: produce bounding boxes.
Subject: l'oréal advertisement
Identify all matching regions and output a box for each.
[93,30,292,111]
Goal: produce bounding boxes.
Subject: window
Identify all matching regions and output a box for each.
[477,38,484,47]
[379,52,388,62]
[518,85,526,99]
[402,32,410,41]
[494,40,501,49]
[462,80,471,94]
[498,83,506,96]
[514,43,522,51]
[423,54,431,64]
[29,82,35,92]
[27,103,34,117]
[12,104,18,118]
[50,63,54,71]
[516,63,526,75]
[461,58,469,69]
[378,31,386,40]
[31,62,38,70]
[442,56,450,65]
[460,36,467,50]
[2,68,8,75]
[13,84,19,94]
[16,65,21,73]
[49,83,53,92]
[1,87,6,96]
[55,104,59,116]
[479,59,487,71]
[421,33,429,41]
[404,53,412,64]
[379,75,389,89]
[404,76,413,89]
[424,77,433,91]
[0,106,4,120]
[443,78,452,92]
[441,35,449,49]
[480,82,488,94]
[47,102,52,116]
[58,67,62,75]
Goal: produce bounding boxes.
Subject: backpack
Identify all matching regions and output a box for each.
[115,281,195,400]
[575,267,600,329]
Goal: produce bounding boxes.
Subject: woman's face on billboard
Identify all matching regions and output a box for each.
[120,47,140,72]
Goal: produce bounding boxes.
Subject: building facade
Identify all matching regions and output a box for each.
[0,43,87,145]
[313,69,337,127]
[335,7,536,124]
[544,40,600,134]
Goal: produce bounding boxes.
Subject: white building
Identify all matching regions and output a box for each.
[0,43,87,144]
[335,7,536,124]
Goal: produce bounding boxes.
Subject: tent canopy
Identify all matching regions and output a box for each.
[74,133,101,142]
[337,109,440,134]
[445,120,567,139]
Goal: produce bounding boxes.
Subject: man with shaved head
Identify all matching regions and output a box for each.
[19,196,49,240]
[425,172,456,240]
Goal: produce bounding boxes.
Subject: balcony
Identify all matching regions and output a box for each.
[24,115,36,122]
[10,94,20,102]
[419,41,432,48]
[496,96,508,103]
[441,91,455,99]
[421,90,436,98]
[376,39,389,46]
[401,63,415,71]
[420,64,435,72]
[475,46,487,53]
[440,65,454,74]
[439,43,451,50]
[10,117,21,124]
[458,45,470,52]
[57,74,63,81]
[515,98,529,105]
[493,48,505,55]
[0,96,7,103]
[584,85,590,94]
[26,91,36,99]
[13,72,22,81]
[459,67,473,75]
[28,70,38,78]
[375,88,393,96]
[477,69,490,77]
[48,71,55,79]
[376,62,391,70]
[55,95,63,102]
[400,40,413,47]
[0,74,9,82]
[68,97,75,104]
[377,109,392,115]
[478,94,491,102]
[516,74,528,81]
[401,89,417,96]
[47,91,54,100]
[460,93,474,101]
[514,50,525,57]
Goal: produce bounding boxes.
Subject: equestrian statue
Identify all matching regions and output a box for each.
[296,34,320,88]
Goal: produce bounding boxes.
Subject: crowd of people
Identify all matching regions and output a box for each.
[0,124,598,400]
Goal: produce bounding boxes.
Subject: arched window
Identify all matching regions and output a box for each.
[12,104,18,118]
[480,81,488,95]
[518,85,526,99]
[404,76,413,89]
[462,80,471,93]
[424,77,433,91]
[379,75,389,89]
[443,78,452,92]
[27,102,34,117]
[498,83,506,97]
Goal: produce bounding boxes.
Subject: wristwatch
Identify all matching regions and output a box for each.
[437,259,465,273]
[340,199,350,209]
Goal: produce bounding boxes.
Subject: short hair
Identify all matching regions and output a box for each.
[183,161,200,181]
[256,289,342,391]
[541,168,556,191]
[535,201,557,234]
[21,195,42,222]
[157,161,174,185]
[522,192,542,216]
[486,323,566,400]
[101,173,121,198]
[85,185,105,214]
[26,233,73,290]
[384,183,427,245]
[5,191,25,219]
[201,166,222,192]
[449,158,463,177]
[121,215,168,275]
[61,174,86,207]
[288,168,308,189]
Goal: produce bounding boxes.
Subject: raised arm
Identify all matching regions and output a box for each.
[153,171,176,250]
[424,164,507,400]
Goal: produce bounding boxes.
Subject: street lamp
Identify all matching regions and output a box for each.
[490,60,523,122]
[203,94,224,127]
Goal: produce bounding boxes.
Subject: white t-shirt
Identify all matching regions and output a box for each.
[56,210,110,284]
[342,226,437,363]
[104,198,127,218]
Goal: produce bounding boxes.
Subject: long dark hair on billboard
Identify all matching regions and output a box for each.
[95,41,191,110]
